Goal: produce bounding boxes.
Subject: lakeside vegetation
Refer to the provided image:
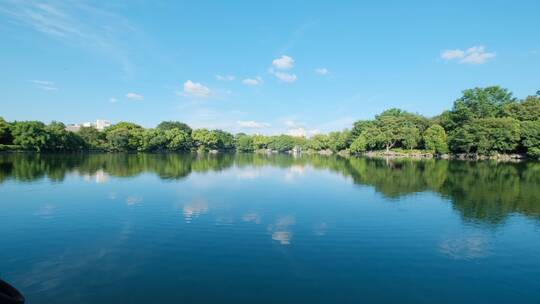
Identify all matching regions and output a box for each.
[1,86,539,159]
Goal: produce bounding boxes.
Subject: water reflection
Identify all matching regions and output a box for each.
[439,234,493,260]
[242,212,261,224]
[126,196,143,206]
[1,153,539,224]
[82,169,109,183]
[183,198,209,223]
[268,215,296,245]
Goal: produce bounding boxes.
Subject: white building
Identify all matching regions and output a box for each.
[66,120,111,132]
[95,120,111,130]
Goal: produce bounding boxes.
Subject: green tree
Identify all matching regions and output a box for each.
[105,122,142,151]
[78,126,106,150]
[165,129,192,151]
[106,128,131,151]
[521,120,540,157]
[444,86,516,131]
[235,135,254,152]
[309,134,330,150]
[213,130,235,150]
[192,128,219,151]
[367,109,427,152]
[11,121,48,151]
[352,120,375,137]
[448,127,475,153]
[45,121,86,151]
[423,124,449,153]
[349,136,367,154]
[402,125,421,150]
[106,122,142,132]
[156,121,192,134]
[268,135,296,152]
[252,135,269,150]
[450,118,521,154]
[503,95,540,122]
[138,129,168,151]
[328,130,353,152]
[0,117,12,144]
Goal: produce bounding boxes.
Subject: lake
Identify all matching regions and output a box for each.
[1,153,539,303]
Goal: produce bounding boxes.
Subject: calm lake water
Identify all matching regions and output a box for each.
[1,153,540,303]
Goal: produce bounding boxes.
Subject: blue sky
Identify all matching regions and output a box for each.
[1,1,539,135]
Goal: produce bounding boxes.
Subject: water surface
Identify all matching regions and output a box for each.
[1,154,540,303]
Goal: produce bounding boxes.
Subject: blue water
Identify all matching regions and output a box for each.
[1,154,539,303]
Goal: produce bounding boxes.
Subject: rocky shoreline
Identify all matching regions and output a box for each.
[2,147,536,162]
[253,148,533,162]
[360,151,530,162]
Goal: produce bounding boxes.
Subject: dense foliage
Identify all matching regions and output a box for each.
[0,86,539,158]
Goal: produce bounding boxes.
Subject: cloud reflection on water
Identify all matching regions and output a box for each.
[183,199,209,223]
[439,234,492,260]
[268,215,296,245]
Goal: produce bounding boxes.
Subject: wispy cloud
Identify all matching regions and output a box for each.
[286,127,319,137]
[109,97,117,103]
[272,70,297,83]
[278,20,318,54]
[441,46,496,64]
[178,80,212,98]
[315,68,329,75]
[0,1,138,78]
[237,120,269,128]
[30,79,58,91]
[126,92,143,101]
[215,74,235,81]
[283,119,305,128]
[242,76,262,86]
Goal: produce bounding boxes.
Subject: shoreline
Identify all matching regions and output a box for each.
[1,148,535,162]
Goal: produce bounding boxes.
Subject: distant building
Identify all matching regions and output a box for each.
[65,120,111,132]
[95,120,111,130]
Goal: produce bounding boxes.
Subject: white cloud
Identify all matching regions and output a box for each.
[1,2,138,78]
[441,49,465,60]
[315,68,329,75]
[284,120,297,127]
[237,120,269,129]
[126,92,143,101]
[181,80,211,98]
[287,127,306,137]
[242,76,262,86]
[273,71,297,83]
[31,80,54,86]
[40,86,58,91]
[272,55,294,69]
[440,46,496,64]
[30,80,58,91]
[109,97,117,103]
[215,74,235,81]
[286,126,319,137]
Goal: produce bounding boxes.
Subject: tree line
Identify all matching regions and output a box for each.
[1,86,539,158]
